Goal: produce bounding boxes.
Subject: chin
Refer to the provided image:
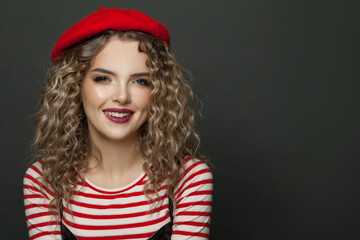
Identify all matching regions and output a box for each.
[106,132,139,142]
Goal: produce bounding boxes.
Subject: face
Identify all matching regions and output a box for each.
[81,37,151,144]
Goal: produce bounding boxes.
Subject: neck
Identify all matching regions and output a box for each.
[87,133,144,177]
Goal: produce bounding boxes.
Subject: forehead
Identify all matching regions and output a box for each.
[91,37,149,74]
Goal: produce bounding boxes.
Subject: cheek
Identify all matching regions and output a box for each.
[133,89,151,109]
[81,82,107,109]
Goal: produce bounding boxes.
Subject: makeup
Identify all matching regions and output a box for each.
[103,108,134,123]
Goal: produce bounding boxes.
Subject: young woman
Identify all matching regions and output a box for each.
[24,7,213,240]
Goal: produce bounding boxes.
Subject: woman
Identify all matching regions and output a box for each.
[24,7,213,240]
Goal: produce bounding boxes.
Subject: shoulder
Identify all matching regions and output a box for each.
[23,160,53,197]
[24,159,44,183]
[179,157,213,182]
[174,157,213,202]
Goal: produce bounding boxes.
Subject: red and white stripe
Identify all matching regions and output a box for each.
[24,157,213,240]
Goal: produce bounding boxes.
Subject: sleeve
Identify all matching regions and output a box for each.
[23,161,62,240]
[172,158,213,240]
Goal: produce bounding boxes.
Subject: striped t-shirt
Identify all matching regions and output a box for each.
[24,157,213,240]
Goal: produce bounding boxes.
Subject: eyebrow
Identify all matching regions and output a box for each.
[131,72,150,77]
[91,68,116,76]
[91,68,150,77]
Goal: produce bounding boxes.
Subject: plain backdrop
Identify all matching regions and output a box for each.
[1,0,359,239]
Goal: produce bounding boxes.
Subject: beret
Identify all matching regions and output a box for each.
[51,7,170,63]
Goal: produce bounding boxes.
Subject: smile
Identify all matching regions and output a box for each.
[103,108,135,124]
[104,111,132,118]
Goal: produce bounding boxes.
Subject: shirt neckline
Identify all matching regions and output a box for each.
[83,172,147,194]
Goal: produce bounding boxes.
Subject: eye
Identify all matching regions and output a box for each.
[93,76,110,82]
[134,78,149,86]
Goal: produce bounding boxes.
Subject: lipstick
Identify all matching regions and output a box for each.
[103,108,134,123]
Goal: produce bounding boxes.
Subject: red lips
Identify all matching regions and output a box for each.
[103,108,134,123]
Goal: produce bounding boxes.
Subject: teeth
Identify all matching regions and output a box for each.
[105,111,132,118]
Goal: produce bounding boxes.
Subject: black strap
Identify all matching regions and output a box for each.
[148,197,174,240]
[169,197,174,223]
[60,202,79,240]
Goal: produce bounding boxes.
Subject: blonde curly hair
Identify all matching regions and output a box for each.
[32,30,207,218]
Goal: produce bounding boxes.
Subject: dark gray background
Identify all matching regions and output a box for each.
[1,0,359,239]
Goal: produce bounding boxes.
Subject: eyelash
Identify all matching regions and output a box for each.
[92,76,149,86]
[93,76,109,82]
[134,78,149,86]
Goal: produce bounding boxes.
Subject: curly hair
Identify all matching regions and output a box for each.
[32,30,207,218]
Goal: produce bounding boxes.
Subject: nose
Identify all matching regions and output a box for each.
[112,82,130,105]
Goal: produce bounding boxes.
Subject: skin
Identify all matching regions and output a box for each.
[80,37,151,189]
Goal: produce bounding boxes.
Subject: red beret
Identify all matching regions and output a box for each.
[51,7,170,63]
